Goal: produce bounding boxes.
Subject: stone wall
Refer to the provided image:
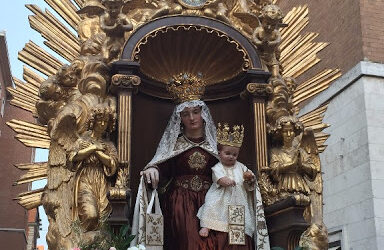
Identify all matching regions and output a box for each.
[300,62,384,249]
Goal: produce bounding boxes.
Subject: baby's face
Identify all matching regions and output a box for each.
[219,145,240,167]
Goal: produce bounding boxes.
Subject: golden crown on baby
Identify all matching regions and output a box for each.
[166,73,206,103]
[217,123,244,148]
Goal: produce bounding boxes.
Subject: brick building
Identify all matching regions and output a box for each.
[26,208,40,250]
[279,1,384,249]
[0,32,37,250]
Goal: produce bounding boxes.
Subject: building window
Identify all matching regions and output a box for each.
[1,98,5,117]
[328,228,343,250]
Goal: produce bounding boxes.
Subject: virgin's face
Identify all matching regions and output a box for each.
[180,106,203,133]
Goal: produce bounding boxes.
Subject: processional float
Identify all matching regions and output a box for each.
[7,0,341,249]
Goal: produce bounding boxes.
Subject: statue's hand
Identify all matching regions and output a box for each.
[80,139,91,149]
[94,142,105,151]
[141,167,159,189]
[282,154,299,172]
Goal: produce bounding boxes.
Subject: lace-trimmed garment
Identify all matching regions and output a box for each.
[197,161,256,237]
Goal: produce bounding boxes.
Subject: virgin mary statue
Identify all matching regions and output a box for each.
[131,73,270,250]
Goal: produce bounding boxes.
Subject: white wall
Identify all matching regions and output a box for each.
[364,76,384,249]
[301,62,384,250]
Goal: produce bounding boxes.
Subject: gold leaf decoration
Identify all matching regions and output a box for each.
[299,104,330,153]
[14,162,48,185]
[26,4,80,62]
[18,41,63,76]
[44,0,81,31]
[6,119,50,149]
[279,5,342,151]
[14,188,44,210]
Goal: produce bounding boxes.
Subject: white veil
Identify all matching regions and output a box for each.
[146,100,217,168]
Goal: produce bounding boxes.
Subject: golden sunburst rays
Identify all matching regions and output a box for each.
[279,5,342,151]
[280,5,326,79]
[18,41,63,77]
[6,119,50,149]
[293,69,341,107]
[7,76,39,115]
[6,0,82,209]
[26,3,80,62]
[299,104,330,153]
[12,162,48,209]
[44,0,82,30]
[13,162,48,186]
[73,0,85,9]
[14,188,44,210]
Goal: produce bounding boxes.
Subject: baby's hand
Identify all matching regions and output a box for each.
[217,177,236,187]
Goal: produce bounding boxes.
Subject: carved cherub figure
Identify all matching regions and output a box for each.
[203,1,231,24]
[77,0,105,43]
[150,0,182,19]
[100,0,133,62]
[36,61,83,125]
[252,4,283,78]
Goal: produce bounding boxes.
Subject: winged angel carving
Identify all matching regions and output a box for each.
[262,116,322,222]
[7,1,342,249]
[40,70,118,249]
[32,4,120,246]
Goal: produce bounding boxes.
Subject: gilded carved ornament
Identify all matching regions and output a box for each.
[111,74,141,92]
[299,223,328,250]
[7,1,345,249]
[32,2,129,246]
[131,25,251,86]
[123,0,275,38]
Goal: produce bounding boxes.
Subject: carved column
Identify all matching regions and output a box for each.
[108,73,141,231]
[111,74,141,169]
[243,83,271,171]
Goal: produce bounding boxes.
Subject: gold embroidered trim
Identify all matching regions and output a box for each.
[188,151,207,170]
[175,175,210,192]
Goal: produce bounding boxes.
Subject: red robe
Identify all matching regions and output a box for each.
[159,138,253,250]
